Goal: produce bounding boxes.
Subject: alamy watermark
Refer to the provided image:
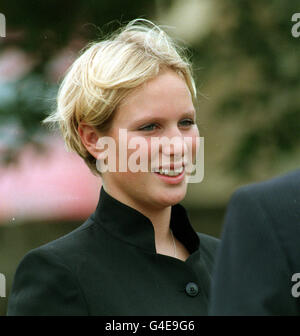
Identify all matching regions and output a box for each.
[291,13,300,38]
[95,130,204,183]
[0,273,6,298]
[291,273,300,298]
[0,13,5,38]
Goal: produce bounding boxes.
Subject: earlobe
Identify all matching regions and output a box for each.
[96,151,107,161]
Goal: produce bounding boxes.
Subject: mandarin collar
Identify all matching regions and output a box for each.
[94,186,200,255]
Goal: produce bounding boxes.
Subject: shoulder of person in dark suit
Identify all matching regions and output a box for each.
[209,169,300,316]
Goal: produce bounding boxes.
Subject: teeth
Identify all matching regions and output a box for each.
[152,167,184,176]
[175,167,184,173]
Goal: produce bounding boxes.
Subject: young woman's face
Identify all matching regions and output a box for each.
[101,69,199,211]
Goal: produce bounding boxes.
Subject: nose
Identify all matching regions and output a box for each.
[161,127,187,161]
[161,136,186,158]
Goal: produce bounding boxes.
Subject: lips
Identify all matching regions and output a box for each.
[153,167,186,184]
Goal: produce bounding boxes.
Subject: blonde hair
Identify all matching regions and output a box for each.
[43,18,197,176]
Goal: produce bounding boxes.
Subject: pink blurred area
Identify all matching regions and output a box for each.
[0,136,102,225]
[0,44,102,225]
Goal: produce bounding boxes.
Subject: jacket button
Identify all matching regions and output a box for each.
[185,282,199,297]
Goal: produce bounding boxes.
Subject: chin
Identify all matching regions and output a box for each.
[158,188,187,206]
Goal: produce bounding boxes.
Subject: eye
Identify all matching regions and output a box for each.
[179,119,195,127]
[138,123,158,132]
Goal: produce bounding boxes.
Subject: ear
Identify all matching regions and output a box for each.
[78,123,102,159]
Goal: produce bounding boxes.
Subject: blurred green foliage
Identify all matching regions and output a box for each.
[192,0,300,176]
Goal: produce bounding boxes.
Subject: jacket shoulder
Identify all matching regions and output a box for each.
[32,216,96,256]
[7,216,98,315]
[231,169,300,202]
[7,239,89,315]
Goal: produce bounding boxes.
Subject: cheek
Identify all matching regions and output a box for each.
[125,135,151,172]
[184,126,200,164]
[191,127,200,158]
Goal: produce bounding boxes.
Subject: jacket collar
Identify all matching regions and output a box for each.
[93,186,200,255]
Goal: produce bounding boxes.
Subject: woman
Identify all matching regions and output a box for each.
[7,19,219,316]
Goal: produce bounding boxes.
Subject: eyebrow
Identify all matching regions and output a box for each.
[131,110,196,127]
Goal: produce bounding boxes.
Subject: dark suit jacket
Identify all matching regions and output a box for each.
[209,169,300,315]
[7,186,219,316]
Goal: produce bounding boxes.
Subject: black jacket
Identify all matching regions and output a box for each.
[7,186,219,316]
[209,169,300,315]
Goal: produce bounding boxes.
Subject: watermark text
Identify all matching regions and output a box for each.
[291,13,300,38]
[95,130,204,183]
[0,13,6,38]
[291,273,300,298]
[0,273,6,298]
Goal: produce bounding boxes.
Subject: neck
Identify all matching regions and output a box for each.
[103,182,174,254]
[136,205,174,256]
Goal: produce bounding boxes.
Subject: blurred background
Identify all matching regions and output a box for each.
[0,0,300,315]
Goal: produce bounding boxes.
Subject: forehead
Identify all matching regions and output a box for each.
[114,70,194,122]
